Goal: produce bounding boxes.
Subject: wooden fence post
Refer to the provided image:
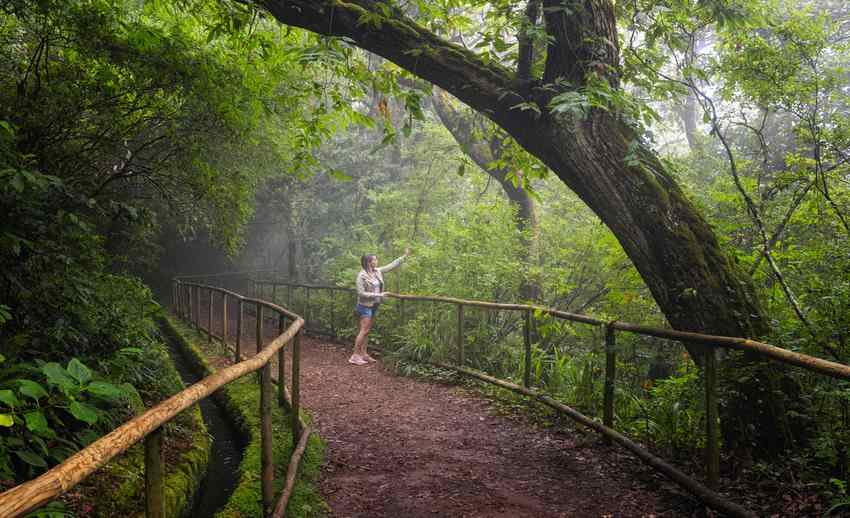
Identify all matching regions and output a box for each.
[260,359,274,515]
[604,324,617,440]
[221,293,228,346]
[256,304,264,383]
[330,289,337,338]
[145,427,164,518]
[457,304,465,366]
[292,329,302,447]
[705,348,720,488]
[174,282,180,317]
[278,313,288,408]
[305,287,311,332]
[194,286,200,329]
[524,309,532,388]
[287,284,292,310]
[236,299,243,363]
[207,287,213,343]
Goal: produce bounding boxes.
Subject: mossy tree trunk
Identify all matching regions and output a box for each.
[261,0,797,455]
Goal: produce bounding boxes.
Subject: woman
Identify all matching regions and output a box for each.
[350,247,411,365]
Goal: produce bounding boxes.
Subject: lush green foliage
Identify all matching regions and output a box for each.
[0,357,128,480]
[0,0,346,505]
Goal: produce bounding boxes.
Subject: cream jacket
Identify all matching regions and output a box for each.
[356,254,406,307]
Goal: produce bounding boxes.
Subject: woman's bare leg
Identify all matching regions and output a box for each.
[361,317,375,360]
[353,316,372,358]
[358,317,373,356]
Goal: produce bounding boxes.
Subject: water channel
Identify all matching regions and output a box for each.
[166,337,246,518]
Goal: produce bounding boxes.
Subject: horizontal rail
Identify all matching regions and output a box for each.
[262,281,354,292]
[0,282,304,518]
[190,282,301,321]
[174,269,278,281]
[387,292,606,326]
[254,280,850,381]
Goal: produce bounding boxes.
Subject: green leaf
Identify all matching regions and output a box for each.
[14,449,47,468]
[24,410,50,435]
[30,435,48,456]
[87,382,125,401]
[329,169,353,182]
[69,401,98,425]
[0,389,19,408]
[67,358,91,385]
[42,362,76,392]
[0,414,13,427]
[17,380,48,401]
[76,429,99,447]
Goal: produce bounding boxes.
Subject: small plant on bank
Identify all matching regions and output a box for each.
[0,357,129,481]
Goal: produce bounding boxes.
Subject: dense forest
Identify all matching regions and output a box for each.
[1,0,849,516]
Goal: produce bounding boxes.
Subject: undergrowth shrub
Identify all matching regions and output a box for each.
[0,357,131,481]
[622,362,704,458]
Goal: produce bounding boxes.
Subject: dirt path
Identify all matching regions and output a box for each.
[197,300,689,517]
[296,337,689,518]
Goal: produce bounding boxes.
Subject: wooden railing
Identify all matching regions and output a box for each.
[254,279,850,518]
[0,280,308,518]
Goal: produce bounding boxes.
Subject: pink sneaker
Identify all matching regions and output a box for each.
[362,354,377,363]
[348,355,368,365]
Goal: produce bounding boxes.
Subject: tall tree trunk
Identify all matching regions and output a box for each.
[261,0,789,453]
[676,92,700,152]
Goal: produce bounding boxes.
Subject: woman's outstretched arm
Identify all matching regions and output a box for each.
[378,248,411,274]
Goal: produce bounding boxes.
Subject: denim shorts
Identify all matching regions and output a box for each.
[355,304,378,318]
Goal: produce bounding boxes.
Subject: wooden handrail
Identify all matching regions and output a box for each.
[254,280,850,381]
[173,269,278,281]
[0,282,304,518]
[381,293,850,380]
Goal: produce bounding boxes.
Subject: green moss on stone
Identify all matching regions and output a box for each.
[164,316,327,518]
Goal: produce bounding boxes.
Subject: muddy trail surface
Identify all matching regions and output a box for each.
[193,297,697,518]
